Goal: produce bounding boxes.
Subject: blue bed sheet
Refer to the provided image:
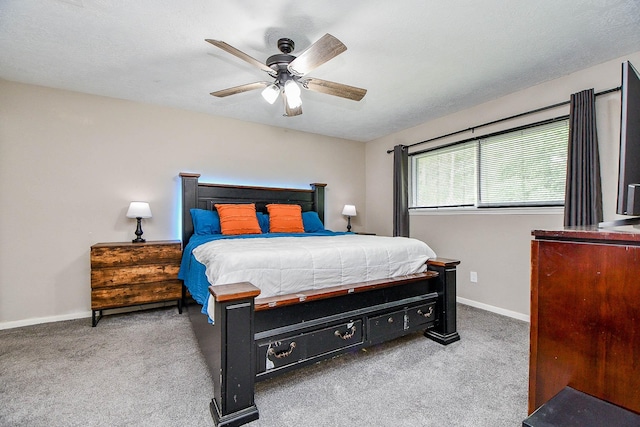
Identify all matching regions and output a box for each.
[178,231,348,318]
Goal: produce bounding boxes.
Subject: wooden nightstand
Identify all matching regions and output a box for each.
[90,240,183,326]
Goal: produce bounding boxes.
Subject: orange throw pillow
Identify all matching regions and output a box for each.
[266,204,305,233]
[214,204,262,235]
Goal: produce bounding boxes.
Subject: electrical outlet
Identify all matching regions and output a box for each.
[470,271,478,283]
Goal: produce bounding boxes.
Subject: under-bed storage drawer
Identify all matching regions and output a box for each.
[367,301,436,345]
[406,302,436,326]
[306,320,363,357]
[257,336,303,373]
[256,319,363,375]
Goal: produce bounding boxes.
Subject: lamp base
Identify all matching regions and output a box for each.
[132,217,146,243]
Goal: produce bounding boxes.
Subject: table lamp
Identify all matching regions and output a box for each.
[342,204,357,232]
[126,201,152,243]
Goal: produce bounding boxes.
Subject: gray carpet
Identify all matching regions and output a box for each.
[0,304,529,426]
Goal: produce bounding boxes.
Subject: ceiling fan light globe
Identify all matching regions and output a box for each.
[286,93,302,109]
[284,80,302,108]
[261,84,280,104]
[284,79,301,98]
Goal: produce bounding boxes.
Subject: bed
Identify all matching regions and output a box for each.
[179,173,460,427]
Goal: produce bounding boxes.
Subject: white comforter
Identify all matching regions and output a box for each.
[192,234,436,299]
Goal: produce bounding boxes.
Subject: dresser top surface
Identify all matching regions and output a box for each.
[91,240,181,249]
[533,226,640,244]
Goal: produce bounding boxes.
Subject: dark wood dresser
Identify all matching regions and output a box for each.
[90,240,182,326]
[529,228,640,415]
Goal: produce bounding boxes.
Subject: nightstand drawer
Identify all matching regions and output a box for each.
[91,264,180,288]
[91,240,181,268]
[91,281,182,310]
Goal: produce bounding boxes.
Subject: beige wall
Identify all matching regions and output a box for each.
[366,51,640,319]
[0,80,366,326]
[3,50,639,326]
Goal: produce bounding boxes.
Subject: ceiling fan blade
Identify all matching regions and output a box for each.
[210,82,271,98]
[205,39,276,76]
[287,33,347,76]
[302,78,367,101]
[282,92,303,116]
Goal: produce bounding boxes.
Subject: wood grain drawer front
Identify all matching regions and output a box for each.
[91,242,181,268]
[91,264,180,288]
[91,280,182,310]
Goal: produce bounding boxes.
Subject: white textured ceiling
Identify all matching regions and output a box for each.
[1,1,640,142]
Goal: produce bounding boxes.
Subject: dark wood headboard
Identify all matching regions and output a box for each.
[180,173,327,246]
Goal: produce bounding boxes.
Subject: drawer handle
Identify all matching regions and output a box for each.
[388,317,394,323]
[334,325,357,340]
[267,342,297,359]
[417,306,434,318]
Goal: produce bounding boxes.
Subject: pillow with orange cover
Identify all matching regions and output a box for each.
[214,203,262,235]
[266,204,305,233]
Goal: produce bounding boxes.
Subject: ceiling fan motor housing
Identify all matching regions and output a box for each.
[266,50,298,86]
[277,38,295,54]
[266,38,298,81]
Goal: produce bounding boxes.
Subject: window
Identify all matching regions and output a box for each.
[410,118,569,209]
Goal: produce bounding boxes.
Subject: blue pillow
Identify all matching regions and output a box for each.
[256,212,270,233]
[302,211,325,233]
[190,208,221,235]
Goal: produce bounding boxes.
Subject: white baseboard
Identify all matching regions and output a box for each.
[457,297,530,323]
[2,298,525,330]
[0,311,92,330]
[0,302,179,330]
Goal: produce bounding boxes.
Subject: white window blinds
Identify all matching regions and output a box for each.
[411,118,569,209]
[478,119,569,207]
[412,143,477,208]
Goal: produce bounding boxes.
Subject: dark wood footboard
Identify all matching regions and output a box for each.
[191,261,460,427]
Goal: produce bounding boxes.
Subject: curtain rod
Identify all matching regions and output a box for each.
[386,86,620,154]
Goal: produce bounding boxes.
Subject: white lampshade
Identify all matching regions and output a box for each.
[126,202,152,219]
[284,80,302,108]
[261,84,280,104]
[342,204,357,217]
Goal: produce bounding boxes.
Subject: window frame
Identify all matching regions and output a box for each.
[409,116,569,212]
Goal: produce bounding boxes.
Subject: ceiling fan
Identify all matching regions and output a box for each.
[205,34,367,117]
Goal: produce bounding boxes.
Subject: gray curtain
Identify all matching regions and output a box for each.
[564,88,603,226]
[393,144,409,236]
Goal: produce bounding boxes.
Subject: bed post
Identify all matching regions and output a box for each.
[180,173,200,245]
[207,282,261,427]
[310,183,326,223]
[180,173,200,305]
[426,258,461,345]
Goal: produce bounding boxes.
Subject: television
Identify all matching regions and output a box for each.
[600,60,640,227]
